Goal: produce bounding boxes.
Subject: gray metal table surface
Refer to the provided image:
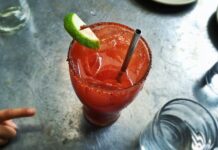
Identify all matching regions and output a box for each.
[0,0,218,149]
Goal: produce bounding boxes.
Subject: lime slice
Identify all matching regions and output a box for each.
[64,13,100,49]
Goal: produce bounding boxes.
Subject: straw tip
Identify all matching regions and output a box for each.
[136,29,141,34]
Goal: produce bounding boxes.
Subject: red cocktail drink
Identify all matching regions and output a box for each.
[68,22,151,126]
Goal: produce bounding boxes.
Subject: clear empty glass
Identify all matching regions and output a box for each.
[139,98,217,150]
[0,0,30,33]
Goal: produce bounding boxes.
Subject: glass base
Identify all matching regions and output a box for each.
[83,107,120,127]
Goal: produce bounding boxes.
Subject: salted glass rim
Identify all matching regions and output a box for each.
[67,22,152,92]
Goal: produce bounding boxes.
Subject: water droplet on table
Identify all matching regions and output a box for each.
[90,10,96,16]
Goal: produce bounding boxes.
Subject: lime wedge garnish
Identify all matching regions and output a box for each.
[64,13,100,49]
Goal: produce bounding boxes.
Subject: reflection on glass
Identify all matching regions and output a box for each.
[0,0,30,33]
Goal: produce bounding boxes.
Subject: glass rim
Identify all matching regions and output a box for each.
[67,22,152,91]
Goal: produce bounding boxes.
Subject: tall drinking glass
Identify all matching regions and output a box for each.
[139,98,217,150]
[67,22,152,126]
[0,0,30,33]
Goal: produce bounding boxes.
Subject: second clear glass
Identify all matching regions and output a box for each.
[139,98,217,150]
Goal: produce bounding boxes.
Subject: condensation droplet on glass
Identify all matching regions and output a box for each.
[139,50,143,57]
[111,39,117,47]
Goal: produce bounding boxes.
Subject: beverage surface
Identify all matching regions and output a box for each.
[69,23,151,90]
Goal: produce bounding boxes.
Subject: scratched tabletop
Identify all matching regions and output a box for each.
[0,0,218,149]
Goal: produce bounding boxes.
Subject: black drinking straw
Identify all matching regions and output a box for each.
[117,29,141,82]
